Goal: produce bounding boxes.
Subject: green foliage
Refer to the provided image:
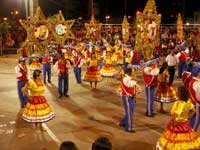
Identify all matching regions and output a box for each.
[0,22,11,37]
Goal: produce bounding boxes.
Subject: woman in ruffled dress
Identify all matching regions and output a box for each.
[22,69,55,132]
[156,85,200,150]
[154,62,177,112]
[82,52,102,89]
[100,48,119,77]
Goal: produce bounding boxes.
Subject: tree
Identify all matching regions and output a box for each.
[0,22,11,55]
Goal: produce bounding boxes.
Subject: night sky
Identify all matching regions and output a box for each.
[0,0,199,23]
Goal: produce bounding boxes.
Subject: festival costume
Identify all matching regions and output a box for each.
[82,58,102,82]
[156,100,200,150]
[177,51,187,78]
[143,66,159,116]
[100,56,119,77]
[29,54,42,72]
[73,54,84,83]
[15,63,29,108]
[131,51,140,65]
[112,46,123,65]
[154,70,177,103]
[57,57,70,97]
[188,64,200,77]
[22,79,55,123]
[119,74,137,132]
[42,54,51,83]
[116,68,141,96]
[182,71,200,131]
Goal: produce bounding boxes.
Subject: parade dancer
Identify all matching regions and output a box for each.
[176,48,188,78]
[56,53,71,98]
[82,52,102,89]
[143,64,159,117]
[182,71,200,131]
[100,47,118,77]
[73,51,84,84]
[130,50,140,65]
[42,49,51,84]
[15,57,29,108]
[154,62,177,113]
[22,69,55,132]
[156,85,200,150]
[119,67,137,132]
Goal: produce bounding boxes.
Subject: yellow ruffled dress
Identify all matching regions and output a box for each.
[29,54,42,71]
[82,58,102,82]
[156,100,200,150]
[22,79,55,123]
[100,57,119,77]
[154,70,177,103]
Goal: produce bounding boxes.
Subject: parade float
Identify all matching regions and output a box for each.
[18,7,53,56]
[122,16,130,43]
[18,7,75,56]
[177,13,184,41]
[85,15,102,42]
[48,10,75,45]
[135,0,161,61]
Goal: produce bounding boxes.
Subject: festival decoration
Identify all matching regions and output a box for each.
[48,10,75,44]
[196,27,200,51]
[20,6,54,54]
[135,0,161,61]
[122,16,130,42]
[85,15,102,41]
[177,13,183,41]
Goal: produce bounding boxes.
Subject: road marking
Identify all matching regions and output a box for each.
[42,123,61,146]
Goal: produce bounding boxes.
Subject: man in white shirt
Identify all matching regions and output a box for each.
[165,50,177,85]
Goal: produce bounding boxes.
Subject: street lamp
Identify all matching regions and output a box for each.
[3,17,8,21]
[105,15,110,24]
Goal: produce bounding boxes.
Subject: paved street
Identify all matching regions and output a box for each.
[0,55,183,150]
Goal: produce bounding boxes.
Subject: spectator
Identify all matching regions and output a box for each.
[60,141,78,150]
[92,136,112,150]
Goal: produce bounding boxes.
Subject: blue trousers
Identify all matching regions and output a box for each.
[145,86,156,116]
[120,95,135,131]
[43,63,51,82]
[58,73,68,96]
[190,104,200,131]
[178,62,187,78]
[17,80,28,108]
[73,66,81,83]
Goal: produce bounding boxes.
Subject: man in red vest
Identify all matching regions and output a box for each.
[73,51,84,84]
[42,49,51,84]
[143,64,159,117]
[182,71,200,131]
[177,48,188,78]
[119,67,137,132]
[57,53,71,98]
[15,57,29,108]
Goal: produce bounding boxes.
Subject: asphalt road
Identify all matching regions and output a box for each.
[0,55,184,150]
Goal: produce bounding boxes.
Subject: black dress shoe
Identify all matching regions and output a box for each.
[119,123,125,127]
[58,95,62,98]
[126,129,136,133]
[64,95,69,97]
[146,114,155,117]
[48,80,51,83]
[145,112,156,117]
